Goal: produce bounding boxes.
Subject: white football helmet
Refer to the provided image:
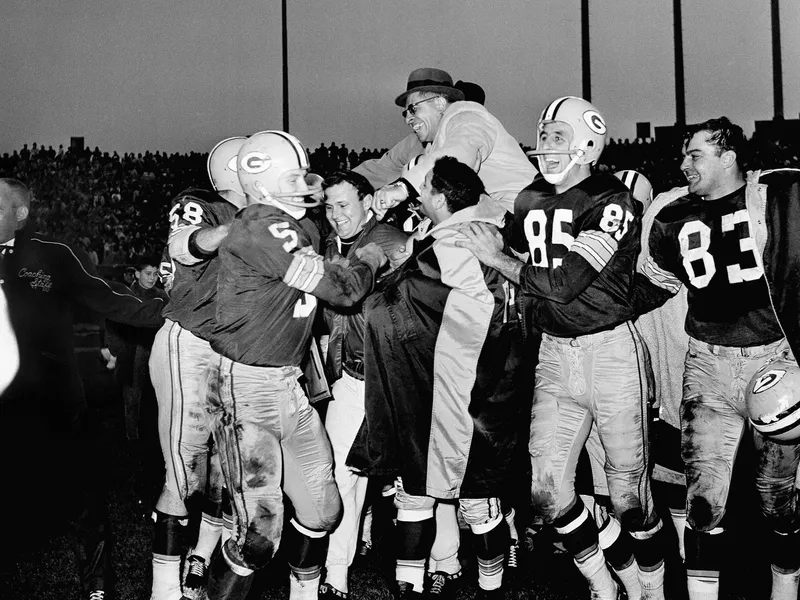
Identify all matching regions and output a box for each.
[237,130,322,210]
[208,136,247,195]
[614,170,653,214]
[528,96,608,185]
[746,354,800,443]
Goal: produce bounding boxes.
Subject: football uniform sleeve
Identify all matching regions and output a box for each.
[166,192,225,266]
[641,217,683,295]
[403,110,495,193]
[238,210,379,309]
[63,244,165,327]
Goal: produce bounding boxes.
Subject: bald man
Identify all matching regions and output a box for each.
[0,178,165,600]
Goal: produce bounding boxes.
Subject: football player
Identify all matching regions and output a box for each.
[318,170,408,600]
[458,97,666,600]
[638,118,800,600]
[205,130,387,600]
[148,136,247,600]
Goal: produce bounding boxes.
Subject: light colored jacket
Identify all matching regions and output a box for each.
[403,101,536,213]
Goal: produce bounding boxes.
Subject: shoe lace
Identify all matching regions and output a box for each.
[186,556,207,578]
[428,573,446,595]
[88,592,105,600]
[507,542,519,569]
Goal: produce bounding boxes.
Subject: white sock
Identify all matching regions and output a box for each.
[150,554,182,600]
[289,572,321,600]
[687,574,719,600]
[193,512,223,562]
[325,564,348,594]
[669,508,687,561]
[771,564,800,600]
[613,562,642,600]
[361,504,373,547]
[396,560,426,593]
[640,563,666,600]
[222,512,233,545]
[504,507,519,543]
[574,549,618,600]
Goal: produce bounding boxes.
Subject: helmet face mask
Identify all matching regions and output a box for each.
[208,136,247,195]
[237,130,322,212]
[528,96,608,185]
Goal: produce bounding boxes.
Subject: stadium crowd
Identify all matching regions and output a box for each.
[1,133,798,263]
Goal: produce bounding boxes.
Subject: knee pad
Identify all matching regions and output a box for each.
[285,518,329,570]
[552,499,599,561]
[686,494,725,532]
[152,510,186,555]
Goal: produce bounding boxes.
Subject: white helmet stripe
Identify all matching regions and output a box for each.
[543,97,572,122]
[257,129,309,169]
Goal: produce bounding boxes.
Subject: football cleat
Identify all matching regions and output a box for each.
[87,591,105,600]
[182,554,209,600]
[318,582,348,599]
[425,570,462,599]
[527,96,607,185]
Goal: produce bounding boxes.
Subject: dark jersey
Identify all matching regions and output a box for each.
[645,185,782,346]
[161,188,239,341]
[212,204,323,367]
[512,173,641,337]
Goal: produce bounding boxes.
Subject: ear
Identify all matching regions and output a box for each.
[16,205,29,221]
[721,150,736,168]
[433,192,447,210]
[362,193,374,212]
[434,96,448,113]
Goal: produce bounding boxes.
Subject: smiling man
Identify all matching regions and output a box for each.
[638,117,800,600]
[373,68,535,218]
[318,171,407,600]
[458,97,666,600]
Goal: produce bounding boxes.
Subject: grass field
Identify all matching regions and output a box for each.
[0,333,775,600]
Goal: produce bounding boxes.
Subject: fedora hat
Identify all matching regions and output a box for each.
[395,68,465,107]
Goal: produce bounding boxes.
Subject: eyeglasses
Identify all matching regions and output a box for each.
[402,97,439,119]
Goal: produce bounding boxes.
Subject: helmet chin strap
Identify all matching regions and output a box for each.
[531,140,592,185]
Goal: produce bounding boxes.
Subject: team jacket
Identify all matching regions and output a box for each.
[640,168,800,361]
[353,133,425,190]
[161,188,238,340]
[347,198,530,499]
[323,217,408,381]
[512,173,642,337]
[212,203,379,368]
[402,101,536,213]
[0,222,165,431]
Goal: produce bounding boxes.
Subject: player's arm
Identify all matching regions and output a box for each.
[457,218,620,304]
[167,194,229,265]
[245,213,387,308]
[283,244,386,308]
[631,212,681,314]
[64,245,165,327]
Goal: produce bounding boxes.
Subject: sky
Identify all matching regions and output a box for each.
[1,0,798,156]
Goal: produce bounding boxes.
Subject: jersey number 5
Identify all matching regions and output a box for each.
[678,210,763,288]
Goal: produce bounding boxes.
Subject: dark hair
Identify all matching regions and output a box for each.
[134,257,159,271]
[684,117,750,170]
[430,156,485,214]
[323,170,374,200]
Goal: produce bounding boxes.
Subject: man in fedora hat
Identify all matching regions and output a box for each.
[372,67,535,217]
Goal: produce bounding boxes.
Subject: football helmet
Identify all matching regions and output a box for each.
[528,96,607,185]
[237,130,322,210]
[614,170,653,214]
[745,353,800,442]
[207,136,247,195]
